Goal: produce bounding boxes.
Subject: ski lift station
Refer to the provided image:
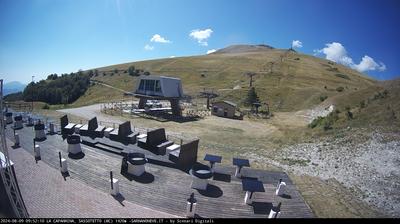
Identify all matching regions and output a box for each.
[134,75,184,116]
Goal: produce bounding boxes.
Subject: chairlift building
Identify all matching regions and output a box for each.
[134,75,184,116]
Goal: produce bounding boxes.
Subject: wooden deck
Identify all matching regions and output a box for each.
[6,124,314,218]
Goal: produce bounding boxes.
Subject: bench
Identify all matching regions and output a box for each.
[109,121,138,145]
[79,117,105,139]
[137,128,173,155]
[60,115,76,136]
[169,139,199,169]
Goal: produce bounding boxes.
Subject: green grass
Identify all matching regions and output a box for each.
[77,48,376,112]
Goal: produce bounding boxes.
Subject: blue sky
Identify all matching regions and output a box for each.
[0,0,399,83]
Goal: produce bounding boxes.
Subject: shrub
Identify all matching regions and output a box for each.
[336,86,344,92]
[335,73,350,80]
[320,95,328,102]
[327,67,339,72]
[309,111,338,130]
[309,116,324,128]
[42,104,50,109]
[360,100,366,108]
[383,89,389,97]
[87,70,94,77]
[346,111,353,119]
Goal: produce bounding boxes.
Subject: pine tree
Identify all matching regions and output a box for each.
[245,87,259,106]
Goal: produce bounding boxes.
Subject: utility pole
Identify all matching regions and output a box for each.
[270,62,275,74]
[245,72,257,87]
[199,88,218,110]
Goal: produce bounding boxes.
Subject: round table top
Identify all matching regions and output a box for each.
[67,135,81,144]
[190,164,213,179]
[127,153,147,165]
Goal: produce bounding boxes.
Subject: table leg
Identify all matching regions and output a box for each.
[244,191,252,204]
[235,166,242,177]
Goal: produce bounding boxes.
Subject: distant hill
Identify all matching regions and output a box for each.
[3,81,26,96]
[213,44,274,54]
[76,44,377,113]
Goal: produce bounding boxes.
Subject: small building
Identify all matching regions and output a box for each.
[211,101,237,119]
[135,75,183,98]
[134,75,184,116]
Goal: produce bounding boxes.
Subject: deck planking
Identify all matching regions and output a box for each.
[6,124,314,218]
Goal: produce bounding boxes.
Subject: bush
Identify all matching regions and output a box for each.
[327,67,339,72]
[360,100,366,108]
[346,111,353,119]
[383,89,389,97]
[42,104,50,109]
[87,70,94,77]
[335,73,350,80]
[336,86,344,92]
[309,111,339,130]
[309,116,324,128]
[320,95,328,102]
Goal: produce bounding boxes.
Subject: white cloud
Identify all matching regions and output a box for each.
[189,28,213,46]
[169,56,176,58]
[206,49,216,54]
[354,55,386,72]
[319,42,354,66]
[144,44,154,51]
[150,34,171,43]
[316,42,386,73]
[292,40,303,48]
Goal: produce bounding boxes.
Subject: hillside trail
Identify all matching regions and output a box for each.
[90,80,131,94]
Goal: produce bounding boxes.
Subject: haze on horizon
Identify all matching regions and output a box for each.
[0,0,399,83]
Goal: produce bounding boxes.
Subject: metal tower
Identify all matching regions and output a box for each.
[0,79,29,218]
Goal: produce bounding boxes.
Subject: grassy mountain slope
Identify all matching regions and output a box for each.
[75,45,377,112]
